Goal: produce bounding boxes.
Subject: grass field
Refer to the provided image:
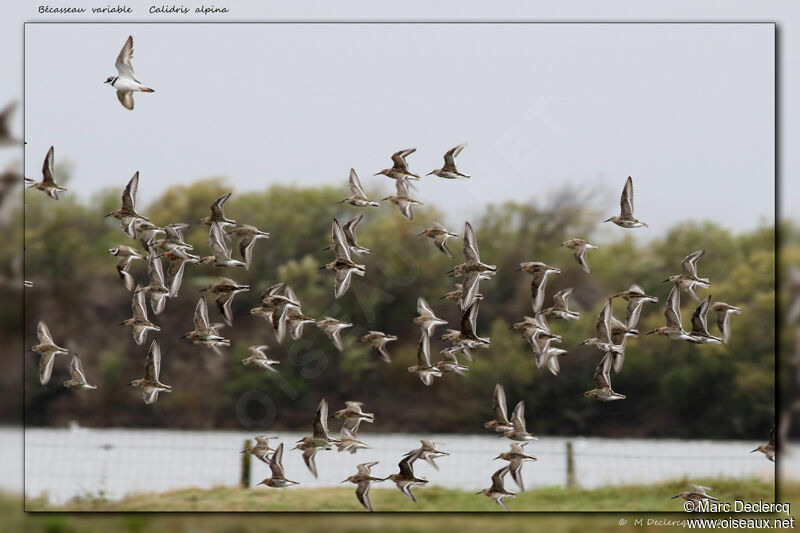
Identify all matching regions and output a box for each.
[26,477,774,512]
[5,479,795,533]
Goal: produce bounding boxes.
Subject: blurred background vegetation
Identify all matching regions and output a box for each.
[17,168,777,439]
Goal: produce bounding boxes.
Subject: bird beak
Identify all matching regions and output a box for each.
[750,448,759,453]
[380,196,390,201]
[340,480,348,484]
[671,495,680,499]
[603,217,612,223]
[646,330,656,335]
[373,172,381,176]
[416,231,425,236]
[493,455,501,460]
[515,267,522,272]
[661,279,670,283]
[426,171,434,176]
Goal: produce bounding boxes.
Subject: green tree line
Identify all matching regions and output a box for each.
[20,174,776,438]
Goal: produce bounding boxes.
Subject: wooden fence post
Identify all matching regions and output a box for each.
[566,441,576,488]
[241,439,251,488]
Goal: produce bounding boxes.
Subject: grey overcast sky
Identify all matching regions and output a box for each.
[21,22,774,237]
[0,3,788,238]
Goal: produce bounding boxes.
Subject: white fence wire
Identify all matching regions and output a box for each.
[18,426,782,505]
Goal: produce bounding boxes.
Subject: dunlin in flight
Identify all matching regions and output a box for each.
[451,221,497,310]
[518,262,560,314]
[751,425,776,462]
[226,224,270,269]
[495,442,537,492]
[503,401,538,441]
[608,316,638,372]
[136,249,170,315]
[612,284,658,330]
[335,214,370,255]
[182,298,231,353]
[257,443,299,488]
[160,249,199,298]
[663,250,711,302]
[646,284,695,341]
[584,352,626,401]
[580,299,624,354]
[360,331,398,363]
[434,348,469,375]
[198,192,236,227]
[242,345,280,373]
[485,383,514,434]
[381,178,422,220]
[343,461,384,512]
[413,296,448,337]
[384,456,427,502]
[672,484,719,509]
[323,219,366,298]
[408,332,442,386]
[441,283,483,304]
[375,148,421,181]
[604,176,647,228]
[459,301,490,346]
[337,425,370,454]
[297,398,339,449]
[295,442,322,479]
[134,220,163,252]
[316,317,352,351]
[687,295,722,344]
[121,286,161,345]
[561,239,598,273]
[200,277,250,327]
[242,435,279,463]
[0,101,19,145]
[104,172,148,238]
[128,339,171,405]
[63,354,97,391]
[335,401,375,429]
[428,143,470,179]
[710,301,742,344]
[543,288,580,320]
[477,467,515,511]
[152,223,193,256]
[282,306,317,342]
[418,223,459,257]
[341,169,379,207]
[31,321,69,386]
[201,222,246,268]
[25,146,67,200]
[405,440,450,470]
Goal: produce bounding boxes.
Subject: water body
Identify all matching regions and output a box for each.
[20,427,779,505]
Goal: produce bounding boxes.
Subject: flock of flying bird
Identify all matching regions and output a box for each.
[23,35,775,511]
